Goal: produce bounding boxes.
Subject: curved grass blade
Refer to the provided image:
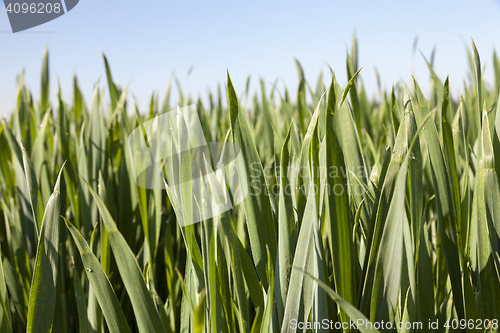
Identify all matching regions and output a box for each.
[333,79,371,233]
[21,141,43,236]
[227,72,276,289]
[296,268,379,333]
[417,204,434,332]
[413,79,465,320]
[370,157,409,322]
[325,77,358,328]
[471,37,482,122]
[340,67,363,107]
[294,91,325,222]
[275,122,296,323]
[281,169,326,333]
[360,92,417,315]
[260,248,275,333]
[82,177,165,333]
[1,118,38,252]
[40,47,49,113]
[476,110,500,319]
[65,218,131,333]
[26,162,65,333]
[0,251,12,333]
[101,52,118,112]
[1,257,27,326]
[71,262,88,333]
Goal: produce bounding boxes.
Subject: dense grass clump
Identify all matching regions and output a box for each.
[1,37,500,332]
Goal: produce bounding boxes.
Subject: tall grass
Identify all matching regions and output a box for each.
[1,36,500,332]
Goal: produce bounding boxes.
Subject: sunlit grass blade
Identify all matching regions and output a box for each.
[471,37,482,124]
[360,90,417,315]
[40,48,49,114]
[281,163,325,333]
[20,141,42,236]
[476,109,500,319]
[65,218,131,333]
[275,122,296,324]
[82,177,166,333]
[102,52,119,111]
[296,269,379,333]
[370,156,409,322]
[26,162,65,333]
[333,79,371,233]
[413,79,465,319]
[227,72,277,289]
[324,77,358,328]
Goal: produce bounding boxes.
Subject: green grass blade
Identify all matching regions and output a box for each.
[65,218,131,333]
[281,173,323,332]
[360,93,417,315]
[101,52,118,111]
[417,204,434,332]
[297,269,379,333]
[413,79,465,320]
[260,249,275,333]
[333,80,371,233]
[1,257,27,326]
[227,72,277,289]
[0,119,33,219]
[477,109,500,319]
[26,162,65,333]
[370,158,409,322]
[0,251,12,333]
[325,77,358,327]
[40,47,49,113]
[471,37,482,120]
[340,67,363,107]
[82,178,166,333]
[441,78,462,244]
[71,263,88,333]
[294,91,325,223]
[20,141,42,236]
[275,123,296,324]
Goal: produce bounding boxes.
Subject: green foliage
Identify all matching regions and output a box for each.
[1,37,500,332]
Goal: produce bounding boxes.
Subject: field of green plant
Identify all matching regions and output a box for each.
[1,37,500,332]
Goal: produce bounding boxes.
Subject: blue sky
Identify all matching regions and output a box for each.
[1,0,500,116]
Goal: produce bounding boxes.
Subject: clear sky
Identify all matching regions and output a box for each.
[1,0,500,116]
